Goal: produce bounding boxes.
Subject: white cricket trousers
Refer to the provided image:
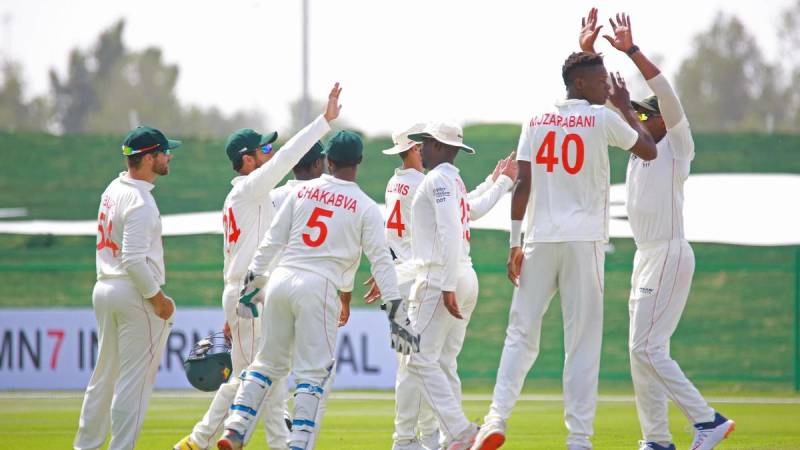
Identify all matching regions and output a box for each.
[485,241,605,449]
[74,278,173,450]
[401,266,479,443]
[188,283,289,449]
[393,279,438,446]
[629,239,714,443]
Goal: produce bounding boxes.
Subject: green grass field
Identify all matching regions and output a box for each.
[3,391,799,449]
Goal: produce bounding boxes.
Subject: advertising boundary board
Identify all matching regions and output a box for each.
[0,308,397,390]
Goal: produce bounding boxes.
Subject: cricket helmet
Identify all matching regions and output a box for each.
[183,331,233,392]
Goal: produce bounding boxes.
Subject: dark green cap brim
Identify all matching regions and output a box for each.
[167,139,182,149]
[258,131,278,146]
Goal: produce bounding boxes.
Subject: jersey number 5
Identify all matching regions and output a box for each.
[386,200,405,237]
[535,131,585,174]
[303,207,334,247]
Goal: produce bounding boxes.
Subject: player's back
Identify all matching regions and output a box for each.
[384,168,425,263]
[95,173,164,283]
[276,174,378,291]
[519,99,636,242]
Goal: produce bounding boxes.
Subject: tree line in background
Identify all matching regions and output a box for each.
[2,3,800,136]
[0,21,265,137]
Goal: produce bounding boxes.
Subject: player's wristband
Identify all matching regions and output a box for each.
[626,45,640,56]
[510,220,523,247]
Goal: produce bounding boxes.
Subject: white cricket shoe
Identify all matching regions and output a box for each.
[690,412,735,450]
[470,420,505,450]
[393,439,425,450]
[446,423,479,450]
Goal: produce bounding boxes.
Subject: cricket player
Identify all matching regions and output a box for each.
[378,124,516,450]
[586,11,735,450]
[174,84,342,450]
[378,122,512,450]
[217,130,419,450]
[472,47,658,449]
[74,126,179,450]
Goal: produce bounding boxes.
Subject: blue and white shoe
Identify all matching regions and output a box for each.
[690,412,735,450]
[638,441,676,450]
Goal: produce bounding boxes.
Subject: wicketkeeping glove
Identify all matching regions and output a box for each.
[237,270,267,319]
[381,298,420,355]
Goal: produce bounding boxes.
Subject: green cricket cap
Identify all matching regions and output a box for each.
[225,128,279,163]
[121,126,181,156]
[298,141,326,167]
[631,95,660,114]
[324,130,363,163]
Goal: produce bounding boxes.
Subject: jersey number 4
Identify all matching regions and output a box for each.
[535,131,585,174]
[303,207,334,247]
[386,200,405,238]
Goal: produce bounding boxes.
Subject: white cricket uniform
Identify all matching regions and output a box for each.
[387,168,505,448]
[74,173,174,450]
[225,174,401,448]
[397,162,512,444]
[384,168,426,274]
[188,116,330,450]
[626,74,714,443]
[485,100,639,448]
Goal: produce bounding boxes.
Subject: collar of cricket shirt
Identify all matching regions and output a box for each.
[395,167,423,176]
[119,172,155,191]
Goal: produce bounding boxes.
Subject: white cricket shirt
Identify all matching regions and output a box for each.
[626,74,695,244]
[222,115,330,283]
[271,178,304,211]
[250,174,400,299]
[95,172,164,298]
[384,167,425,263]
[517,99,639,242]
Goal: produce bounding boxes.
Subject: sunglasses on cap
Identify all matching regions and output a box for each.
[239,143,274,156]
[122,143,170,156]
[637,112,660,122]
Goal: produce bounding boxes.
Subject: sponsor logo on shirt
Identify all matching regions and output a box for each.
[530,113,597,128]
[433,186,451,204]
[638,287,654,296]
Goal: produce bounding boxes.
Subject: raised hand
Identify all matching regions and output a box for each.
[579,7,603,53]
[608,72,633,112]
[324,82,343,122]
[501,152,518,182]
[490,159,504,182]
[603,12,635,53]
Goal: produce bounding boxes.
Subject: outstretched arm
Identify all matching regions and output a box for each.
[242,83,341,196]
[604,12,685,129]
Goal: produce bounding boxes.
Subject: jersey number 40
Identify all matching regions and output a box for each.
[535,131,585,174]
